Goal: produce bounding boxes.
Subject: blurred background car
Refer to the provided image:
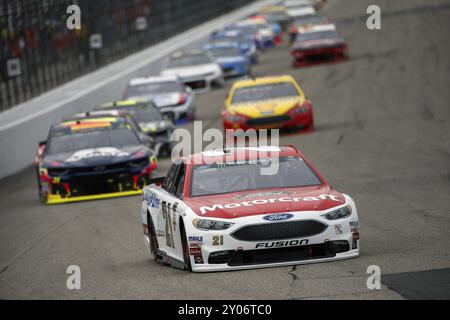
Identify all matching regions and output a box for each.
[210,30,259,64]
[291,24,347,67]
[288,14,330,44]
[124,75,196,122]
[96,100,174,157]
[203,41,252,78]
[160,50,224,92]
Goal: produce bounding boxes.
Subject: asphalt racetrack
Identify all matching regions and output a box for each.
[0,0,449,299]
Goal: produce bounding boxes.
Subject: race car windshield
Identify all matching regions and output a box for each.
[168,54,212,67]
[296,30,339,42]
[293,15,328,25]
[232,82,300,103]
[127,82,183,96]
[209,47,241,57]
[47,127,140,154]
[190,157,322,197]
[129,107,163,122]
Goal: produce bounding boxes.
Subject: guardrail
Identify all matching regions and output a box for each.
[0,0,251,112]
[0,0,274,180]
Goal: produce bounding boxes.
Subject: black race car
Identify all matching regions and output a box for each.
[35,117,157,204]
[96,100,174,157]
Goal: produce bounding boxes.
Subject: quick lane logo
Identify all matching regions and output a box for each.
[199,194,340,214]
[263,213,293,221]
[255,239,309,248]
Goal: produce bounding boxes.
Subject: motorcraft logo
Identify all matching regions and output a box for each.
[65,147,129,162]
[199,194,340,214]
[263,213,293,221]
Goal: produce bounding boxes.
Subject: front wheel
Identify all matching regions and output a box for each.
[147,212,159,261]
[180,221,192,271]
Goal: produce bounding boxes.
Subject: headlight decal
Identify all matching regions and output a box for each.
[192,218,234,231]
[321,205,352,220]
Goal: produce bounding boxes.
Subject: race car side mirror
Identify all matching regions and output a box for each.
[149,176,165,187]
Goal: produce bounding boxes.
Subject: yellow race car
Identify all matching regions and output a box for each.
[221,75,314,131]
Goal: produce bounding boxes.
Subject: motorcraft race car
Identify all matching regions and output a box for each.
[160,50,224,92]
[35,117,157,204]
[96,100,174,157]
[124,75,196,121]
[141,146,360,272]
[221,75,314,131]
[291,23,347,67]
[203,41,252,78]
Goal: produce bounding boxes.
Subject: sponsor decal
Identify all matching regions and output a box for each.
[255,239,309,248]
[199,194,341,214]
[349,221,359,227]
[65,147,129,162]
[144,189,160,208]
[234,190,293,199]
[334,224,343,234]
[155,230,165,237]
[189,241,202,248]
[349,220,359,233]
[189,247,201,255]
[194,255,204,264]
[263,213,294,221]
[188,236,203,242]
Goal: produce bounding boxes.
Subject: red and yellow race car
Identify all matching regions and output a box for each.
[221,75,314,132]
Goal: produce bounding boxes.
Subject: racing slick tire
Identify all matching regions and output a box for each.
[147,211,159,261]
[35,168,47,204]
[180,220,192,272]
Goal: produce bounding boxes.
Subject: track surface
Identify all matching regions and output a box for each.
[1,0,449,299]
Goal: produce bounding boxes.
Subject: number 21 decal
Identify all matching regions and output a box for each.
[162,201,178,248]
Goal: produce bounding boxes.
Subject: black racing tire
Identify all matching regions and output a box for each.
[35,167,47,204]
[147,211,159,261]
[180,220,192,272]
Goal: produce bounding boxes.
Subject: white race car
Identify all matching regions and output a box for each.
[160,50,224,93]
[141,146,360,272]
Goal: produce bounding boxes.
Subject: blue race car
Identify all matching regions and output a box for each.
[210,30,259,64]
[203,41,252,78]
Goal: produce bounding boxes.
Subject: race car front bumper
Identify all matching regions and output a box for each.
[157,94,196,121]
[291,44,348,67]
[222,109,314,131]
[185,207,360,272]
[41,157,157,204]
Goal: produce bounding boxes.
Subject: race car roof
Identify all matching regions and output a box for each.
[298,23,336,34]
[232,75,297,88]
[184,145,302,165]
[128,75,180,86]
[54,117,127,133]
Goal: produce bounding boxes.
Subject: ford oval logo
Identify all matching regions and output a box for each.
[263,213,294,221]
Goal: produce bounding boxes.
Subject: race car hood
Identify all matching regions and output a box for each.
[139,120,171,134]
[228,97,304,118]
[217,56,247,66]
[128,92,181,107]
[161,64,219,79]
[294,37,345,50]
[43,145,149,168]
[184,185,346,219]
